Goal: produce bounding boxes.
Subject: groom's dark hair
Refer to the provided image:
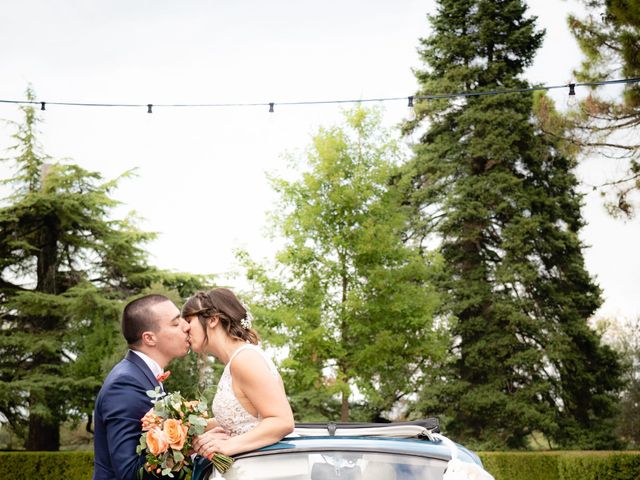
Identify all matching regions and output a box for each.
[122,294,171,346]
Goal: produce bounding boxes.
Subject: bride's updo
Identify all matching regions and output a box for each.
[182,288,259,345]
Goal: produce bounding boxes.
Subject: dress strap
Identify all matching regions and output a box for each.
[227,344,254,368]
[225,344,279,377]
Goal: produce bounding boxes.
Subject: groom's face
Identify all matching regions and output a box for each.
[151,300,191,362]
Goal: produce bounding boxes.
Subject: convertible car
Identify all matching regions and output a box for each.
[193,419,491,479]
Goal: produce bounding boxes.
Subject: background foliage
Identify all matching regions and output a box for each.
[0,95,210,450]
[565,0,640,217]
[401,0,623,450]
[241,107,445,423]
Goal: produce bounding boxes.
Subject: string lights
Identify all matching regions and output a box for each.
[566,81,578,107]
[0,77,637,113]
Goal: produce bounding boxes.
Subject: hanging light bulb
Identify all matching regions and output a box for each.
[406,96,416,121]
[567,83,577,108]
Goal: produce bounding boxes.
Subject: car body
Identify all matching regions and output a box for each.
[193,420,487,480]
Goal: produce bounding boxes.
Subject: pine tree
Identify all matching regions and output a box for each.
[403,0,623,449]
[0,91,206,450]
[242,107,444,422]
[565,0,640,216]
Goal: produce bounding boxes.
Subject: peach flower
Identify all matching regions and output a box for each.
[146,427,169,456]
[163,418,189,450]
[141,408,160,431]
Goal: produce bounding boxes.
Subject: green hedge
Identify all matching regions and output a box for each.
[479,451,640,480]
[0,452,93,480]
[1,450,639,480]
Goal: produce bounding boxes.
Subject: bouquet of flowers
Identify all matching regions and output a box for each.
[137,388,234,478]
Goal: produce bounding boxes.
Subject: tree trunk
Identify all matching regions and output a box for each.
[26,206,62,451]
[340,390,350,422]
[339,253,350,422]
[26,410,60,451]
[86,413,94,434]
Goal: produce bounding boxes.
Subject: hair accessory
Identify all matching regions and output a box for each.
[240,310,253,330]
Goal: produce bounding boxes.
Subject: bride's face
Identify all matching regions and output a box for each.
[186,315,206,353]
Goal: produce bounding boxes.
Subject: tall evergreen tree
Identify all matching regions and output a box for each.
[0,92,206,450]
[242,107,444,422]
[564,0,640,216]
[403,0,623,449]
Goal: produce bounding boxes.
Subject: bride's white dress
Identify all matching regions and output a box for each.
[207,344,280,479]
[212,344,280,437]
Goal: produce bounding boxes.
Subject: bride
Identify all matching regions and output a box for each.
[183,288,294,462]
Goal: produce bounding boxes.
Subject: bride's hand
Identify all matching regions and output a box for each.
[193,428,231,458]
[204,419,222,432]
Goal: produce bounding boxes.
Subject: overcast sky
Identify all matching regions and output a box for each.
[0,0,638,321]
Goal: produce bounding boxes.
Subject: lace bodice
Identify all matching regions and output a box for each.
[211,344,280,437]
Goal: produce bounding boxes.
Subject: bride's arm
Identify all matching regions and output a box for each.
[193,350,294,457]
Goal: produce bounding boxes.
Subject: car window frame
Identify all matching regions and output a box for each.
[234,444,452,463]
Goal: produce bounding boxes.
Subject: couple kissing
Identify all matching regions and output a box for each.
[92,288,295,480]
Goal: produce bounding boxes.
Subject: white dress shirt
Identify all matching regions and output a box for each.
[130,349,163,380]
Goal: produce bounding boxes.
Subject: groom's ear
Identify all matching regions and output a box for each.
[140,330,157,346]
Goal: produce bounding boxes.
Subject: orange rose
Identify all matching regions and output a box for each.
[141,408,159,431]
[146,427,169,456]
[163,418,189,450]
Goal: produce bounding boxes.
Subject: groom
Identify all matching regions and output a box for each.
[93,294,192,480]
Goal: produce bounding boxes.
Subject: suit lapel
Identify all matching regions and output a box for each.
[125,350,161,390]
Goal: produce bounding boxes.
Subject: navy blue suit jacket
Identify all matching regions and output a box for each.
[93,351,162,480]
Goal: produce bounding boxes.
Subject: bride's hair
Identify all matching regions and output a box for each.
[182,288,259,346]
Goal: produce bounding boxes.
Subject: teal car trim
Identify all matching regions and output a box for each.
[238,436,482,466]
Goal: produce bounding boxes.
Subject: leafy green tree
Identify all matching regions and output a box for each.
[618,364,640,448]
[565,0,640,216]
[0,92,206,450]
[597,317,640,448]
[402,0,623,449]
[241,107,444,422]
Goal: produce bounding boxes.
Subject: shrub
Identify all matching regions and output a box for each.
[0,452,93,480]
[480,451,560,480]
[558,452,640,480]
[479,451,640,480]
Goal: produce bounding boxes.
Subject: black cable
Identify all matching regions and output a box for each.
[0,77,638,111]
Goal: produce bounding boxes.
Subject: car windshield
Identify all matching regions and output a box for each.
[221,450,447,480]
